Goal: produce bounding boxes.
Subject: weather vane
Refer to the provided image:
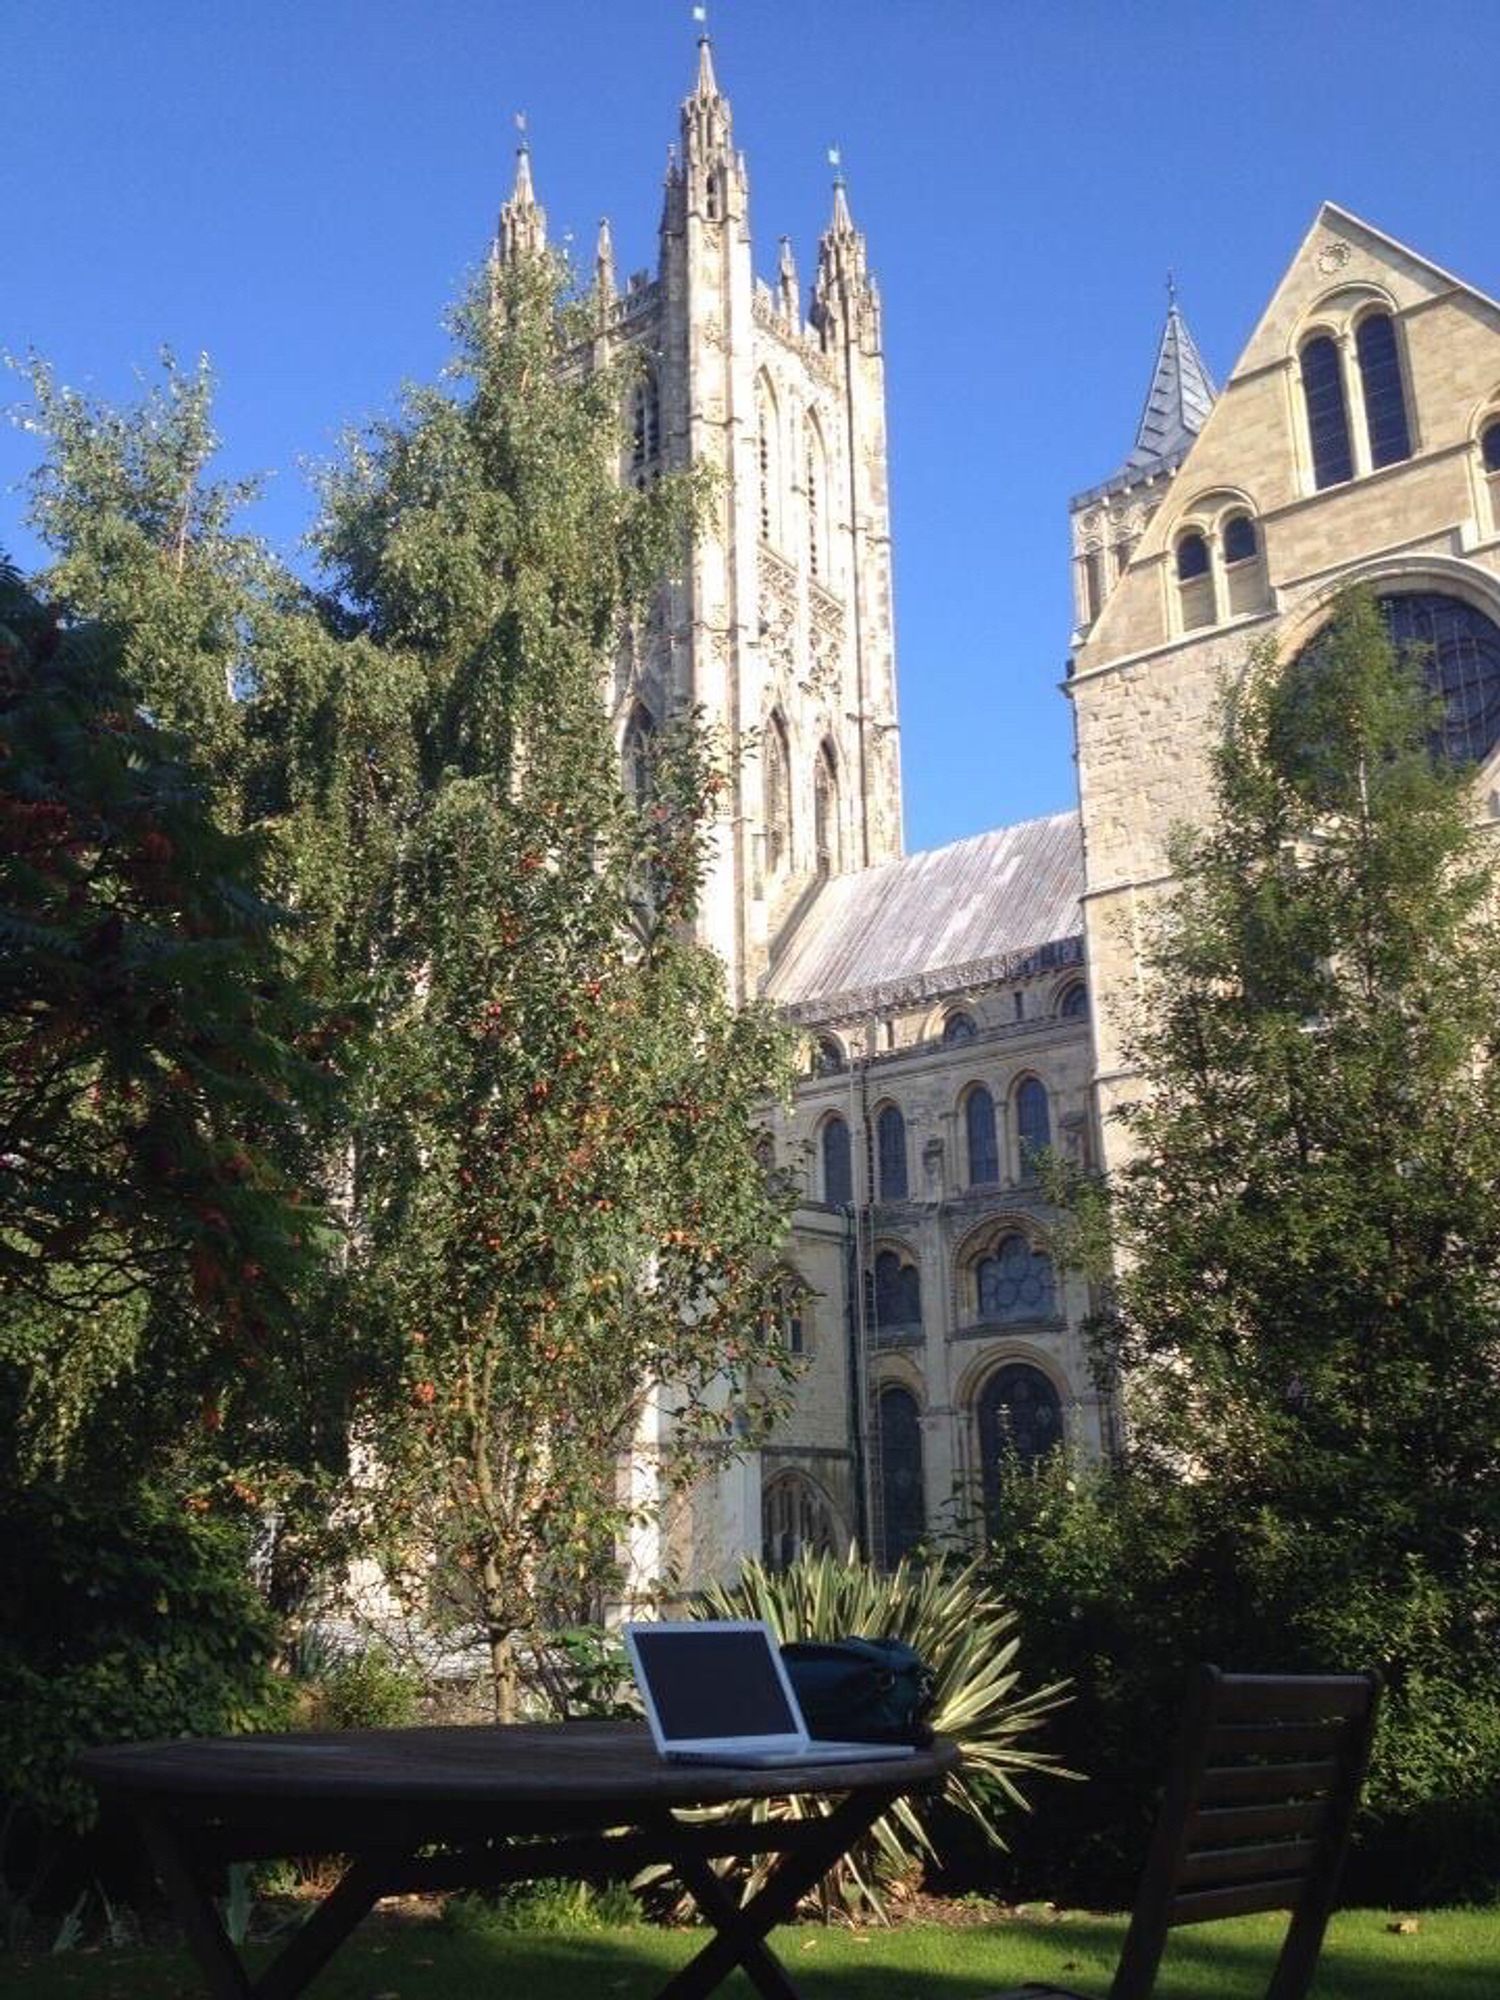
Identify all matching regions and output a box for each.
[828,144,843,180]
[692,4,708,29]
[515,109,529,151]
[1166,269,1177,307]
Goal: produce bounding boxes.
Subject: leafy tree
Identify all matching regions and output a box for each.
[310,254,797,1715]
[1038,588,1500,1900]
[0,558,337,1482]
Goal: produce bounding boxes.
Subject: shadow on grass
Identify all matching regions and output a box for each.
[3,1912,1494,1999]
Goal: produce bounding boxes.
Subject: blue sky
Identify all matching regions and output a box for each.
[4,1,1494,852]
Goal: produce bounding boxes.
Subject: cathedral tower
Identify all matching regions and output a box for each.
[501,38,903,1002]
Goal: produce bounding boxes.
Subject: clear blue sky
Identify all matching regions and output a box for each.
[4,1,1494,852]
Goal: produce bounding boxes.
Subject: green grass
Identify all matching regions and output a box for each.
[4,1907,1497,1999]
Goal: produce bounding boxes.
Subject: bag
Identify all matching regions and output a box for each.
[780,1636,936,1747]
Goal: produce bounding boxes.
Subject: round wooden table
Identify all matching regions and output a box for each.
[80,1718,960,1999]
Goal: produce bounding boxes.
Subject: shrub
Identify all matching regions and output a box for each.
[693,1548,1069,1917]
[0,1479,289,1915]
[296,1642,422,1732]
[978,1453,1500,1908]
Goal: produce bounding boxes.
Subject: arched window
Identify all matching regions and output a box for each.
[1301,334,1354,490]
[941,1010,977,1045]
[965,1086,999,1186]
[622,702,656,801]
[975,1233,1056,1324]
[762,1472,836,1571]
[811,1034,845,1076]
[814,741,840,875]
[873,1248,921,1333]
[1015,1077,1051,1172]
[1175,530,1215,632]
[705,172,718,221]
[877,1386,925,1568]
[1059,982,1088,1019]
[1222,514,1257,564]
[763,712,790,877]
[805,420,827,582]
[876,1104,908,1201]
[978,1363,1063,1520]
[1221,510,1267,617]
[630,372,660,480]
[1176,531,1209,580]
[1483,420,1500,474]
[821,1115,852,1205]
[1294,591,1500,769]
[1355,313,1411,469]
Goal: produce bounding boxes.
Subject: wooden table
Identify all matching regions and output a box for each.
[79,1719,959,2000]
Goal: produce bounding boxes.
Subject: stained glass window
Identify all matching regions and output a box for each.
[1060,982,1088,1019]
[1355,314,1412,469]
[1483,421,1500,474]
[966,1086,999,1186]
[876,1104,908,1201]
[979,1364,1063,1520]
[874,1249,921,1332]
[878,1387,925,1568]
[1015,1077,1051,1171]
[942,1011,977,1045]
[822,1115,852,1205]
[976,1234,1056,1324]
[1294,592,1500,769]
[1301,335,1354,489]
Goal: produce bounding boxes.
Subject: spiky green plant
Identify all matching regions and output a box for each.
[691,1548,1071,1918]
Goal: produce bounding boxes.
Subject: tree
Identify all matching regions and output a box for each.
[1042,588,1500,1898]
[313,254,797,1715]
[0,557,337,1483]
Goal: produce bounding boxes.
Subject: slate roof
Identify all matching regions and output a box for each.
[1124,302,1217,474]
[762,812,1084,1024]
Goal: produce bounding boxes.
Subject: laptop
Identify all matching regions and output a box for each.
[623,1618,917,1767]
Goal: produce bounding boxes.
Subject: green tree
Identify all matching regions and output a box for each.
[0,557,337,1482]
[311,254,797,1715]
[1039,588,1500,1899]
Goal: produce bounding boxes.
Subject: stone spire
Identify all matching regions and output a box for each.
[497,131,547,266]
[1123,291,1217,474]
[812,165,880,352]
[594,216,616,308]
[777,235,800,325]
[681,32,732,168]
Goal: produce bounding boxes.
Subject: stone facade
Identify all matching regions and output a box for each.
[1069,205,1500,1161]
[498,53,1500,1590]
[500,38,901,1008]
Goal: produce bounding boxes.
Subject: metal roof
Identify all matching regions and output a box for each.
[762,812,1084,1024]
[1124,301,1216,474]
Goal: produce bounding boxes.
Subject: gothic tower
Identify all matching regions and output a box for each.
[496,36,903,1004]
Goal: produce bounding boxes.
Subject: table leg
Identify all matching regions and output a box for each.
[651,1792,895,2000]
[139,1809,403,2000]
[138,1810,254,2000]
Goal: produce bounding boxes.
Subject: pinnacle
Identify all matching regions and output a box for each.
[693,32,719,101]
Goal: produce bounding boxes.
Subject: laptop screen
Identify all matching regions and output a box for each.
[630,1625,800,1742]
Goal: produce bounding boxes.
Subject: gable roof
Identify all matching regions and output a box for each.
[763,813,1084,1024]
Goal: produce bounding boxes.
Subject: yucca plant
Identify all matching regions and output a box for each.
[688,1547,1072,1919]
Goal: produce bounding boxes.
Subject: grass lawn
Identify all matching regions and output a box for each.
[4,1906,1497,1999]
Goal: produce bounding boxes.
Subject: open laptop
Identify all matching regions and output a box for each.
[623,1619,917,1767]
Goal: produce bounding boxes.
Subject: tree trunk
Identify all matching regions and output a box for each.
[487,1624,518,1723]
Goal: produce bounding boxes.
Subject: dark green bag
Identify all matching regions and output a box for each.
[780,1636,936,1747]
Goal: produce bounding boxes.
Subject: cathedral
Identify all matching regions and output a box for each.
[497,40,1500,1587]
